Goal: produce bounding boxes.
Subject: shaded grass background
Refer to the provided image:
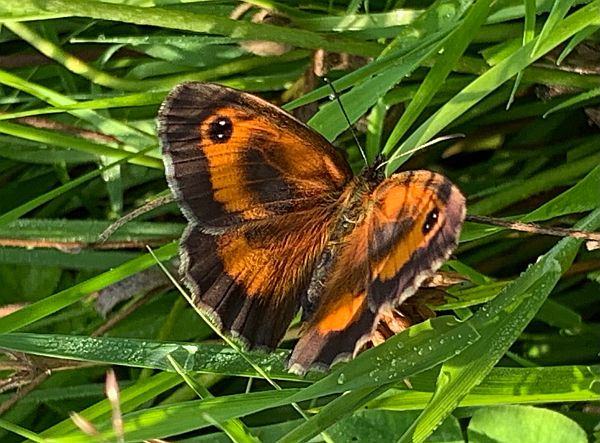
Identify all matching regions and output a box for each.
[0,0,599,442]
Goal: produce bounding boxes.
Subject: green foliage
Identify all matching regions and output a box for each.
[0,0,598,442]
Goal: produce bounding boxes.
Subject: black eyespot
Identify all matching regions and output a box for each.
[422,207,439,234]
[208,116,233,143]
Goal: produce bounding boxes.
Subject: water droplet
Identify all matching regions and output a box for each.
[561,327,581,336]
[337,373,346,385]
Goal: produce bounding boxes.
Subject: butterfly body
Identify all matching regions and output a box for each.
[159,82,466,374]
[301,168,382,316]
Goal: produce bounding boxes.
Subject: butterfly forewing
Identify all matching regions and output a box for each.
[367,171,466,310]
[159,82,352,231]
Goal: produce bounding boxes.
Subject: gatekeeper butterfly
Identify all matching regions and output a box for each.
[158,82,466,374]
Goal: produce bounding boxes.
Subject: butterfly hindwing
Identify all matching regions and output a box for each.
[287,221,374,373]
[182,203,338,349]
[158,82,352,231]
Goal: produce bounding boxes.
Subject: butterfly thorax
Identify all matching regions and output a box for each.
[331,165,385,237]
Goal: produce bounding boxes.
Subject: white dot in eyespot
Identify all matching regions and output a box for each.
[208,116,233,143]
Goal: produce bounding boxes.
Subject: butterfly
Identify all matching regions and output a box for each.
[158,82,466,375]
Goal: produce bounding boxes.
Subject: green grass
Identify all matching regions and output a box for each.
[0,1,599,442]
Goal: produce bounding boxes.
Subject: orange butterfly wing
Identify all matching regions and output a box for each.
[181,209,336,349]
[288,171,466,373]
[158,82,352,349]
[159,82,352,231]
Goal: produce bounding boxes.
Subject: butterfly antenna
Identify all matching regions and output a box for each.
[324,77,368,166]
[98,193,175,243]
[377,133,466,172]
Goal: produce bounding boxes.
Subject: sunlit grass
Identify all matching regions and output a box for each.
[0,1,598,442]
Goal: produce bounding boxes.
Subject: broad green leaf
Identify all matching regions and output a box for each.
[330,411,463,443]
[467,405,587,443]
